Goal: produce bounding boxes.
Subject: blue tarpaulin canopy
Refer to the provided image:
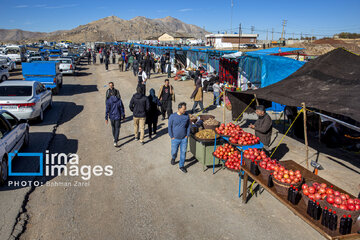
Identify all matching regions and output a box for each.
[248,47,304,55]
[239,53,305,88]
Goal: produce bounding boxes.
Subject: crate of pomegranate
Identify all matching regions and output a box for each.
[301,182,360,224]
[213,144,242,172]
[272,165,304,196]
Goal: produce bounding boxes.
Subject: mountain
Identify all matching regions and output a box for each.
[0,16,209,43]
[0,29,47,42]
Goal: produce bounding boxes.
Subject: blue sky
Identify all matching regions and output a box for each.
[1,0,360,40]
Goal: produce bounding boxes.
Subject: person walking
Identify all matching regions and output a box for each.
[93,51,97,64]
[158,79,175,120]
[106,82,121,101]
[105,54,110,71]
[129,87,150,144]
[146,89,161,139]
[212,80,221,107]
[132,58,139,77]
[168,102,190,173]
[112,51,116,64]
[118,55,124,72]
[99,52,104,64]
[105,94,125,147]
[249,105,273,151]
[126,54,134,71]
[137,66,147,95]
[190,77,204,114]
[167,58,172,78]
[88,51,91,65]
[160,54,166,74]
[144,56,152,79]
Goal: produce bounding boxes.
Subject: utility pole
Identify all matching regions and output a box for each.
[238,23,242,50]
[272,28,274,42]
[266,29,268,41]
[311,29,314,43]
[280,20,287,43]
[230,0,234,34]
[251,26,255,34]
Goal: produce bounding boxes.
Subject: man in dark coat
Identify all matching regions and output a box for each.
[105,82,121,101]
[105,94,125,147]
[146,89,161,139]
[160,54,166,74]
[249,105,273,150]
[158,79,175,120]
[129,87,150,144]
[105,54,110,71]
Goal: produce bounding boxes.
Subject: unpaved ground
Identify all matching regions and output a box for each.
[0,61,358,240]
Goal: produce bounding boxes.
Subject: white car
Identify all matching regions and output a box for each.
[0,81,52,121]
[0,110,29,184]
[0,66,9,82]
[0,57,16,71]
[56,58,75,75]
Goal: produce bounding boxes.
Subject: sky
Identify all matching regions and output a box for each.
[1,0,360,40]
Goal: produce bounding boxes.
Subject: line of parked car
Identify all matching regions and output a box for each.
[0,43,91,185]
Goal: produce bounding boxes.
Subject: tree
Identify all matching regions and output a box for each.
[337,32,360,39]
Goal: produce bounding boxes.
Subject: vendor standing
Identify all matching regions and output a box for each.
[249,105,272,150]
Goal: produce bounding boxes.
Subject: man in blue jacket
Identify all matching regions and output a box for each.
[105,94,125,147]
[168,102,190,173]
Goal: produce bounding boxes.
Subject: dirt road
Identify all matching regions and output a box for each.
[1,62,358,240]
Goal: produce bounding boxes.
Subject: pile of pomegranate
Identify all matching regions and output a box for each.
[273,166,303,185]
[213,144,242,171]
[215,123,260,146]
[302,182,360,211]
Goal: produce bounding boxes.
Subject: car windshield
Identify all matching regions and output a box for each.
[6,49,19,54]
[0,86,32,96]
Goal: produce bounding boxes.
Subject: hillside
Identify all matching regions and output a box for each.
[0,16,209,43]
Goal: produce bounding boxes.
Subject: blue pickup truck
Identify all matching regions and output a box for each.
[22,61,63,94]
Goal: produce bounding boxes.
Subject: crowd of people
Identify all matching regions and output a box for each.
[101,45,273,174]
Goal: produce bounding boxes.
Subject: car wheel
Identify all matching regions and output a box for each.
[22,128,30,148]
[0,76,7,83]
[37,107,44,122]
[0,157,8,186]
[48,97,53,109]
[52,86,59,95]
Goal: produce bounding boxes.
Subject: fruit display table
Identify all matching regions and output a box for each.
[240,160,360,240]
[212,135,264,174]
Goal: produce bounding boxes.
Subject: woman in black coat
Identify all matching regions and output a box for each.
[146,88,161,139]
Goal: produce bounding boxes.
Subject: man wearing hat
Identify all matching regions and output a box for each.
[249,105,273,150]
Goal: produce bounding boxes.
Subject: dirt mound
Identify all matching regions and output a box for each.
[313,39,345,44]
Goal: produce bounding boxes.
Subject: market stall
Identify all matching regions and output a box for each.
[210,122,360,239]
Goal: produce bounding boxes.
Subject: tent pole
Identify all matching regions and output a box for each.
[318,110,322,142]
[223,90,226,124]
[302,102,309,169]
[254,94,259,106]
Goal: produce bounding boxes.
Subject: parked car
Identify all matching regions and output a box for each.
[22,61,63,95]
[0,66,9,82]
[0,110,29,184]
[56,58,76,75]
[0,57,16,71]
[28,56,45,62]
[0,81,52,121]
[245,44,258,49]
[61,48,69,57]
